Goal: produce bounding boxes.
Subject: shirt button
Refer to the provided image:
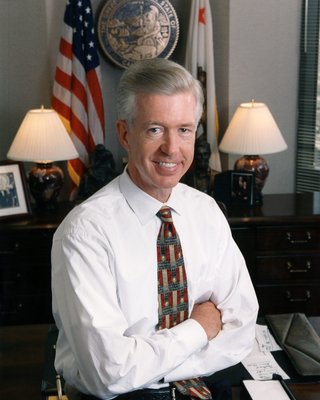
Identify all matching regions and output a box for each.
[165,301,169,307]
[172,277,176,283]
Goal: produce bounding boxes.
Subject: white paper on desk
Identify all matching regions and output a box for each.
[255,324,282,352]
[242,351,290,380]
[243,380,291,400]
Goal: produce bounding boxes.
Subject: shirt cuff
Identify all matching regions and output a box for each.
[163,318,208,382]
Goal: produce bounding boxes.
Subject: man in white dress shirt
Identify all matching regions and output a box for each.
[51,58,258,400]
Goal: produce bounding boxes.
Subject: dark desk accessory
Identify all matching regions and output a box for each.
[212,170,256,207]
[77,145,119,201]
[266,313,320,377]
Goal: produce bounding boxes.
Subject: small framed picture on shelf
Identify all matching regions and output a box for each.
[0,160,32,220]
[231,171,255,206]
[212,170,256,208]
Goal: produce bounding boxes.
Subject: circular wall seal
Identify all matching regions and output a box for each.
[97,0,180,68]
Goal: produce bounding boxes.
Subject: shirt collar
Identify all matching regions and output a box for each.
[119,169,184,225]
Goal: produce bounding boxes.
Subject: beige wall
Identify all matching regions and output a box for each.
[0,0,301,194]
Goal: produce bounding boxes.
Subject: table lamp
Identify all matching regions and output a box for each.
[219,101,287,204]
[7,107,79,209]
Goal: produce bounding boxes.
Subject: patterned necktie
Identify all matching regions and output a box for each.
[156,206,212,400]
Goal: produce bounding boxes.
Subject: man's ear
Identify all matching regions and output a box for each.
[116,120,129,151]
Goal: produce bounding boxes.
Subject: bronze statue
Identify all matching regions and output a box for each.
[77,145,119,201]
[183,135,215,195]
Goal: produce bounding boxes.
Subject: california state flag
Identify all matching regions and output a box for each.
[185,0,221,172]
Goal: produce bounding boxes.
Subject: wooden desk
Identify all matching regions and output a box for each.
[288,383,320,400]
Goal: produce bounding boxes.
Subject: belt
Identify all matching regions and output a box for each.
[66,384,190,400]
[115,386,190,400]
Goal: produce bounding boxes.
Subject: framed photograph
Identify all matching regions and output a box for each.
[212,170,255,208]
[231,171,255,206]
[0,160,32,219]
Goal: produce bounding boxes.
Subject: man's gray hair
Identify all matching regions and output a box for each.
[116,58,204,126]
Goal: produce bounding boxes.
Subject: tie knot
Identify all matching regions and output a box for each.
[156,206,172,222]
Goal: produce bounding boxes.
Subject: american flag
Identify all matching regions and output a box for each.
[185,0,221,172]
[52,0,105,193]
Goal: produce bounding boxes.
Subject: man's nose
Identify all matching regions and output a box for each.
[160,132,179,155]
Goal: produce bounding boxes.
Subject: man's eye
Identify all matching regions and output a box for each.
[179,128,192,135]
[148,127,162,135]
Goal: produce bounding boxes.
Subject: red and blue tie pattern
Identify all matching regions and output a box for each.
[156,207,212,400]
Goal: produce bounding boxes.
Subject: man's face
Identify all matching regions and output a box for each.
[117,91,197,202]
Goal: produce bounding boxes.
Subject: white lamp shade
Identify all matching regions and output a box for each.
[219,102,288,155]
[7,108,79,163]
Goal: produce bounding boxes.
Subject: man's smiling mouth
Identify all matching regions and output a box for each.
[156,161,178,168]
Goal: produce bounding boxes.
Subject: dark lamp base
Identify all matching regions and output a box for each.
[234,155,269,204]
[28,163,64,210]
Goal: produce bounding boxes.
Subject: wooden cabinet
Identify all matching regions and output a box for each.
[0,203,72,325]
[228,193,320,316]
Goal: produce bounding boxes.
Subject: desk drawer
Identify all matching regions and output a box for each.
[0,263,51,295]
[256,226,320,251]
[0,230,53,258]
[255,254,320,282]
[256,284,320,316]
[0,294,53,325]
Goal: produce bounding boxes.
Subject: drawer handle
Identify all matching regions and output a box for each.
[0,249,16,255]
[0,242,19,255]
[286,260,311,273]
[286,231,311,244]
[1,273,22,285]
[286,290,311,302]
[0,303,23,315]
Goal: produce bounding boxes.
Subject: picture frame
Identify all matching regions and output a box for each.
[0,160,32,220]
[231,171,255,206]
[212,170,256,207]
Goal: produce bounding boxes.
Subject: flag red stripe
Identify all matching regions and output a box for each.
[71,113,95,152]
[52,96,71,126]
[55,67,88,117]
[87,70,105,129]
[55,67,72,91]
[73,76,88,112]
[52,96,95,156]
[59,37,72,60]
[53,93,95,157]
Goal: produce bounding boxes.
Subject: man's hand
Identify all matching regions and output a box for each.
[190,301,221,340]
